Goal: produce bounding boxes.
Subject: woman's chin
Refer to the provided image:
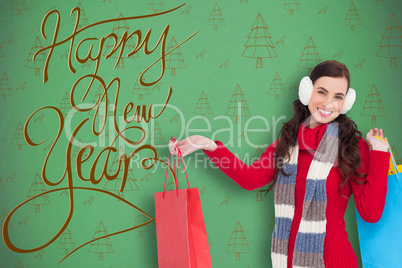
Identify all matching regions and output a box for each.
[312,115,333,125]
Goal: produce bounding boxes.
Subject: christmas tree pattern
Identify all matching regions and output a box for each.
[268,72,286,100]
[344,3,361,31]
[242,13,277,68]
[297,36,321,75]
[58,227,75,255]
[361,84,386,124]
[0,72,13,100]
[103,13,139,68]
[88,221,114,260]
[11,122,25,150]
[194,91,213,118]
[71,3,89,29]
[392,146,402,165]
[225,84,251,124]
[147,0,165,14]
[226,221,251,260]
[165,36,186,76]
[132,74,150,100]
[255,190,264,201]
[11,0,28,15]
[25,37,47,76]
[150,122,166,148]
[1,208,15,232]
[15,259,24,268]
[59,91,71,119]
[104,146,139,200]
[207,2,225,31]
[0,44,5,58]
[27,173,51,212]
[376,13,402,68]
[283,0,301,15]
[134,214,150,237]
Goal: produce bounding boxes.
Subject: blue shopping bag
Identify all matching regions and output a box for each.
[356,138,402,268]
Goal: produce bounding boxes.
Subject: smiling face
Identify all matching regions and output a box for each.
[307,76,348,128]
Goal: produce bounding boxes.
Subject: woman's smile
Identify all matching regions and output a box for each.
[317,107,333,117]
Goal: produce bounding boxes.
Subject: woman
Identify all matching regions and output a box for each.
[169,60,391,268]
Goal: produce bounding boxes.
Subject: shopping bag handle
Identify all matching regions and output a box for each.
[373,135,399,180]
[162,147,191,198]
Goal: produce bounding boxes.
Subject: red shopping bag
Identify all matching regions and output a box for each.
[154,148,212,268]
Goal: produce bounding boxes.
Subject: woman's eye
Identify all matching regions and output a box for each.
[335,96,343,100]
[318,91,325,95]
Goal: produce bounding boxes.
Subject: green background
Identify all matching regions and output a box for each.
[1,0,401,267]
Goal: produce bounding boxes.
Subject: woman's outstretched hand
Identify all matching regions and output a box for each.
[366,127,389,152]
[169,135,218,157]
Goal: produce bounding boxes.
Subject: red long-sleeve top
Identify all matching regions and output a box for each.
[202,123,390,268]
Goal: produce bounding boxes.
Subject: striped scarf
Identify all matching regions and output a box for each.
[271,121,339,268]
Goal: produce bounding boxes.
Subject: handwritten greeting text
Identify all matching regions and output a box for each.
[2,3,198,264]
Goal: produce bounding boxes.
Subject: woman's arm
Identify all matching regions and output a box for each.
[351,137,390,223]
[202,140,278,191]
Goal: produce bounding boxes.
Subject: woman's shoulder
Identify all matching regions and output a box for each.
[272,139,279,147]
[355,136,369,149]
[356,136,370,154]
[258,140,279,158]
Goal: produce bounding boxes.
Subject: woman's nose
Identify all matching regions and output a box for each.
[324,100,339,110]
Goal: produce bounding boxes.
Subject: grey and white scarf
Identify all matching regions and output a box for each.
[271,121,339,268]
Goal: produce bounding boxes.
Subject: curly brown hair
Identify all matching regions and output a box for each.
[263,60,367,199]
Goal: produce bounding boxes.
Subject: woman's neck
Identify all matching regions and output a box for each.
[307,122,322,129]
[304,117,323,129]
